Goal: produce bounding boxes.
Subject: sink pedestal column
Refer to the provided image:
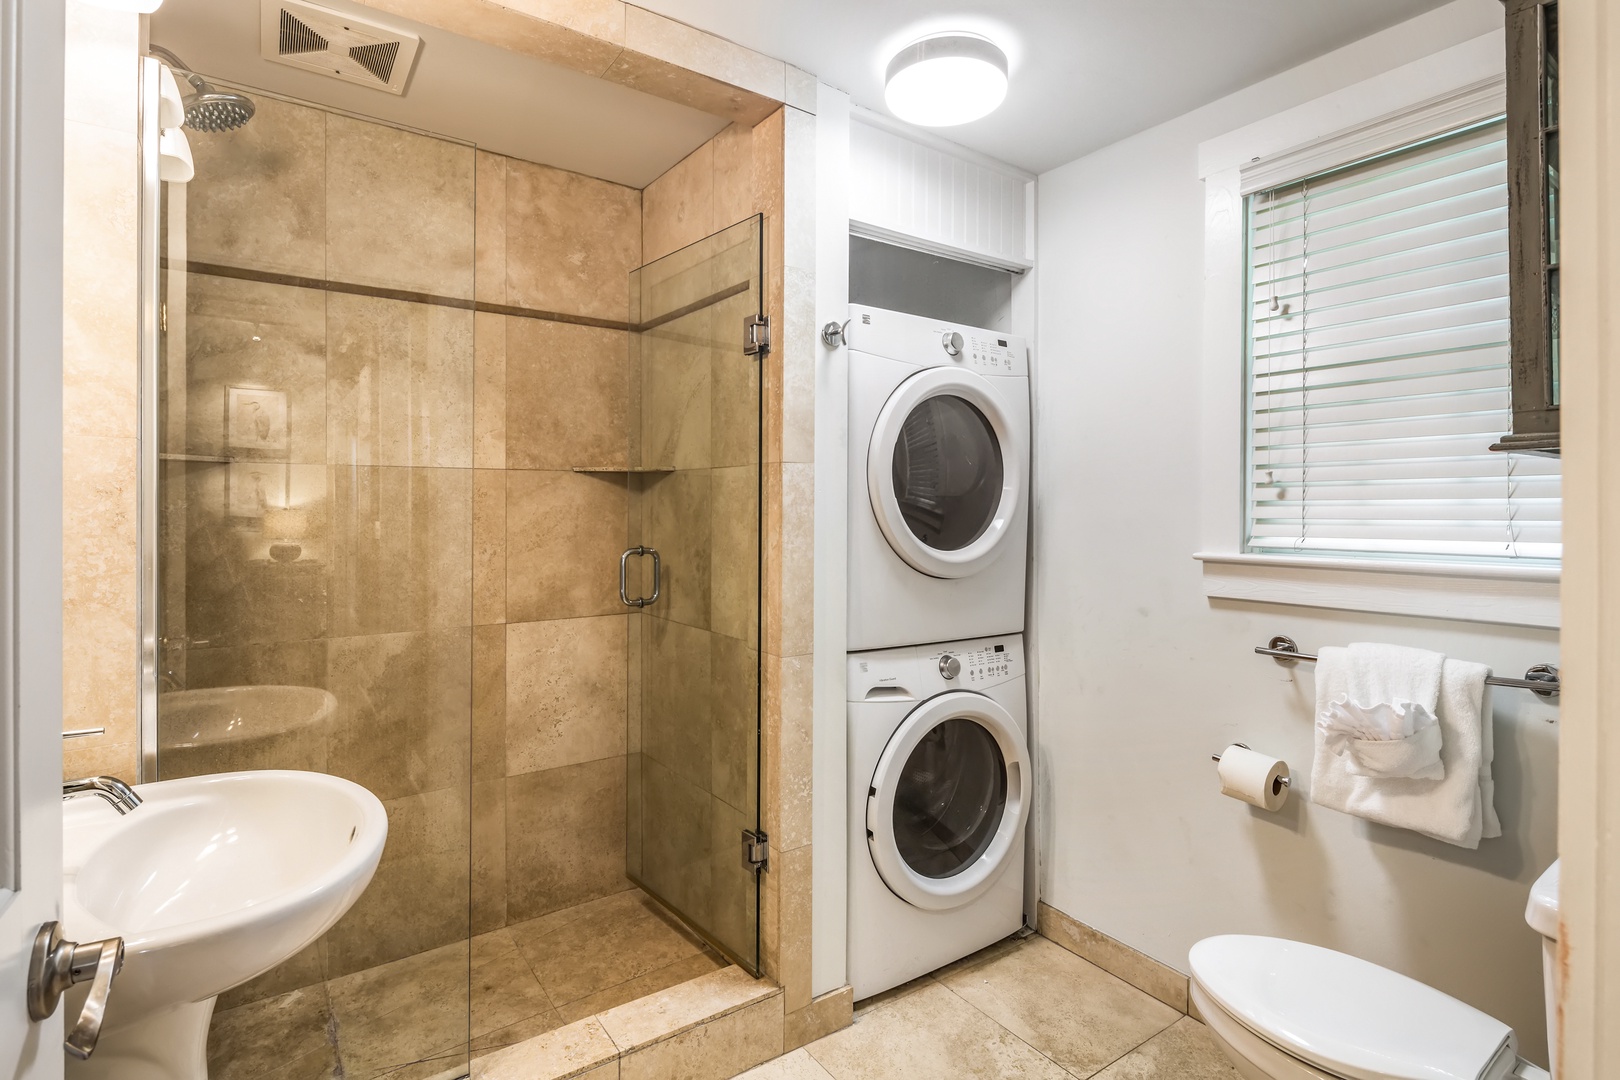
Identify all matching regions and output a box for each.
[65,998,213,1080]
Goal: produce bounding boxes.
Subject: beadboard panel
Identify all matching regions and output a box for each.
[848,114,1033,272]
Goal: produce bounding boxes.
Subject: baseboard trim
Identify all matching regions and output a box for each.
[1036,902,1190,1014]
[783,984,854,1052]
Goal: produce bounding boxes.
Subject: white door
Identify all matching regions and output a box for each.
[867,368,1024,579]
[866,692,1030,912]
[1,0,67,1075]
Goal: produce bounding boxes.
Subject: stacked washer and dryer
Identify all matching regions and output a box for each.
[844,305,1033,1000]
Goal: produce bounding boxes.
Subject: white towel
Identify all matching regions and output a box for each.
[1311,643,1500,848]
[1318,696,1444,779]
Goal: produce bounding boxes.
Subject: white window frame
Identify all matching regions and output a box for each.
[1194,29,1559,631]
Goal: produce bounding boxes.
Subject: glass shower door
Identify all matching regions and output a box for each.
[625,216,764,973]
[150,87,475,1080]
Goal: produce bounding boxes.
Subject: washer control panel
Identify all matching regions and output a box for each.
[950,642,1017,686]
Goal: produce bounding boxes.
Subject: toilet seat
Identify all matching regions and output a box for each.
[1189,936,1518,1080]
[1191,979,1345,1080]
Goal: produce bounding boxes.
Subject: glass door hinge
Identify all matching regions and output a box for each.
[741,828,770,872]
[743,315,770,357]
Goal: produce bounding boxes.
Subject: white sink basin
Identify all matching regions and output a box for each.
[63,770,386,1080]
[158,685,336,775]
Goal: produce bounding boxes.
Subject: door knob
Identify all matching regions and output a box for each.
[27,921,125,1060]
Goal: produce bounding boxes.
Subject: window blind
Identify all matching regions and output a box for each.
[1244,119,1561,563]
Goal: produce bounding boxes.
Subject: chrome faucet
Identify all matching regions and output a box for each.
[62,776,143,815]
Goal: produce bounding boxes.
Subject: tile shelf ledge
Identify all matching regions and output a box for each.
[571,465,677,474]
[159,453,291,464]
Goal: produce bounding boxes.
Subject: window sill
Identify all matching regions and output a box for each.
[1194,552,1560,630]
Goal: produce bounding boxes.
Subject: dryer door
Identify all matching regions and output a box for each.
[867,691,1030,911]
[868,367,1024,579]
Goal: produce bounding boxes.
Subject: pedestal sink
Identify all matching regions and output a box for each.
[61,770,387,1080]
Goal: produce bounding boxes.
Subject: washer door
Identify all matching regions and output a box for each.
[867,691,1030,911]
[868,367,1024,579]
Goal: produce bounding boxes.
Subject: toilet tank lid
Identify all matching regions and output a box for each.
[1525,861,1559,940]
[1189,936,1514,1080]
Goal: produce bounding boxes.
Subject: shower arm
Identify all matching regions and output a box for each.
[146,44,208,95]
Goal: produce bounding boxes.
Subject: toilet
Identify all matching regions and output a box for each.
[1189,862,1560,1080]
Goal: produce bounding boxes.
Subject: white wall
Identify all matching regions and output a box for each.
[1031,0,1561,1065]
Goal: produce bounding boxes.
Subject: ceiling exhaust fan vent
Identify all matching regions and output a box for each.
[348,40,401,83]
[278,9,328,55]
[260,0,421,95]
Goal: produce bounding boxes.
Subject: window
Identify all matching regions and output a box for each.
[1243,119,1562,565]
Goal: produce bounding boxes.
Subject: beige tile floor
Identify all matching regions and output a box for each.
[208,888,729,1080]
[739,935,1243,1080]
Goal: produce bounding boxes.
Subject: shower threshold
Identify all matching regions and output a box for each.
[206,887,757,1080]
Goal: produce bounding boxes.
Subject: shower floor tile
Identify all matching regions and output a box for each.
[509,888,726,1012]
[207,887,729,1080]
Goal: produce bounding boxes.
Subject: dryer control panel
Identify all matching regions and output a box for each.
[960,334,1021,375]
[847,305,1029,378]
[848,634,1026,701]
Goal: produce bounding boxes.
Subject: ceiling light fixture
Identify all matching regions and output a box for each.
[884,33,1008,128]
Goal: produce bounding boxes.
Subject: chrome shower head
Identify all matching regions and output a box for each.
[183,90,256,133]
[148,45,256,133]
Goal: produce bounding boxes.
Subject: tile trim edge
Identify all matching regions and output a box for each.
[1035,901,1191,1014]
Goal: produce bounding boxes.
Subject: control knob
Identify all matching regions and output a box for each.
[942,331,964,357]
[939,653,961,680]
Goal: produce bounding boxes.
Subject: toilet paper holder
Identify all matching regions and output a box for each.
[1211,743,1291,787]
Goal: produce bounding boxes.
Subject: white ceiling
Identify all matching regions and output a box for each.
[634,0,1461,174]
[150,0,1473,184]
[149,0,730,188]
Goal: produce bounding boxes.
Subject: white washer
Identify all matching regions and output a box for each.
[847,306,1031,652]
[847,634,1030,1000]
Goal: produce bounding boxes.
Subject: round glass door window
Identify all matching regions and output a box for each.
[892,718,1009,879]
[891,396,1004,552]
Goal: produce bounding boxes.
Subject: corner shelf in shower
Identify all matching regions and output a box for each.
[570,466,676,474]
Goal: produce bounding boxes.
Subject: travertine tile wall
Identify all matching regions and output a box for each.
[761,104,828,1046]
[175,93,479,995]
[627,121,764,969]
[638,103,835,1050]
[171,91,648,1003]
[468,143,643,934]
[61,2,142,780]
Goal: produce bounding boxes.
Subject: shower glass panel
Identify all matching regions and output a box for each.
[152,87,475,1080]
[625,216,764,974]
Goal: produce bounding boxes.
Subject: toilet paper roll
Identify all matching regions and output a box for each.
[1216,744,1290,811]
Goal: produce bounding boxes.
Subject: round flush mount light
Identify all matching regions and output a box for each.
[884,33,1009,128]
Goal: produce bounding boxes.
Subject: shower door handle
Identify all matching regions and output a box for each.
[620,546,661,608]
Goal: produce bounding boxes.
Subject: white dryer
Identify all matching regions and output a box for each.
[847,634,1030,1000]
[847,306,1030,652]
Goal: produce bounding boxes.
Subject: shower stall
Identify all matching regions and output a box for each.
[142,73,765,1079]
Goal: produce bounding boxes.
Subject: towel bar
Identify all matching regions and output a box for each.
[1256,636,1560,698]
